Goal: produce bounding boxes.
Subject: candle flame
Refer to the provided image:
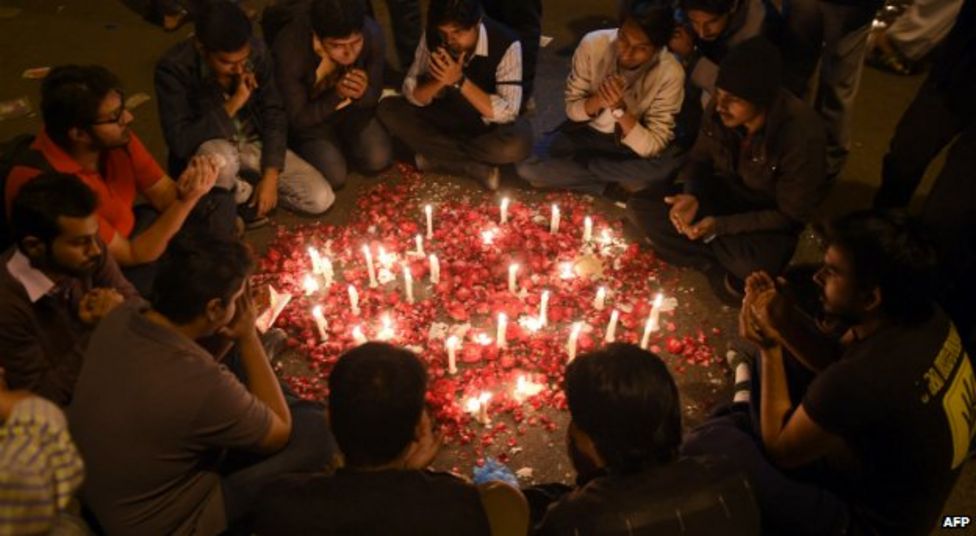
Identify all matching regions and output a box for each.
[559,262,574,279]
[312,304,324,319]
[303,274,319,295]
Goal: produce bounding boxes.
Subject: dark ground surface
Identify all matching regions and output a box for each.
[0,0,972,531]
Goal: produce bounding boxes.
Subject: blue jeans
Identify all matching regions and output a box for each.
[516,124,685,196]
[292,107,393,189]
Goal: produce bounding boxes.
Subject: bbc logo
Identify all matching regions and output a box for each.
[942,516,971,529]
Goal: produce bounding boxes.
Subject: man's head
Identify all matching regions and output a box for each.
[311,0,366,67]
[427,0,483,57]
[41,65,132,152]
[617,0,674,70]
[565,343,682,475]
[196,1,253,81]
[682,0,737,41]
[10,172,101,277]
[149,235,255,334]
[328,343,429,468]
[814,210,938,326]
[714,37,781,128]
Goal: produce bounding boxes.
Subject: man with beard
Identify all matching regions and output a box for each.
[683,210,975,534]
[377,0,532,191]
[4,64,227,295]
[0,173,141,406]
[272,0,392,190]
[627,37,826,303]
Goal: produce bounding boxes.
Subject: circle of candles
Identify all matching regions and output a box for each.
[312,305,328,342]
[583,216,593,243]
[424,204,433,239]
[567,321,583,362]
[496,312,508,349]
[415,234,425,256]
[445,335,459,375]
[539,290,550,326]
[347,285,360,315]
[508,263,519,294]
[429,254,440,284]
[403,265,414,304]
[362,245,378,288]
[594,286,607,310]
[550,204,560,234]
[605,309,620,343]
[500,197,510,224]
[303,274,320,296]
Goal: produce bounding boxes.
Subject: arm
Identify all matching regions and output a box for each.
[254,41,288,174]
[618,61,684,157]
[274,28,347,130]
[479,40,523,123]
[355,18,386,109]
[154,55,236,163]
[565,35,602,122]
[0,314,83,405]
[403,36,442,106]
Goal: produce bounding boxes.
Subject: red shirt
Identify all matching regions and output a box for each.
[5,131,165,244]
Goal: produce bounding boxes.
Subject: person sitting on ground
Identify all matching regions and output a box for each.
[516,0,685,198]
[627,37,826,303]
[69,235,335,535]
[272,0,392,190]
[669,0,767,107]
[377,0,532,191]
[252,342,528,536]
[0,173,141,406]
[3,64,227,296]
[684,210,975,535]
[0,383,86,534]
[530,343,759,535]
[155,0,335,227]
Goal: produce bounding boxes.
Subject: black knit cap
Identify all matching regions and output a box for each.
[715,36,783,108]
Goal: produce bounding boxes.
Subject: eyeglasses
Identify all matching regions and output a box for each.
[90,91,127,126]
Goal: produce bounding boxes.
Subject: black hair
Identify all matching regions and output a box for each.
[311,0,366,39]
[10,172,98,247]
[427,0,483,31]
[328,343,428,467]
[40,65,122,149]
[819,210,939,324]
[622,0,675,48]
[565,343,682,473]
[150,235,255,324]
[681,0,736,14]
[196,0,252,53]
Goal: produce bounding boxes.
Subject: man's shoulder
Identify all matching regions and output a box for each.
[579,29,618,51]
[774,91,825,140]
[156,40,198,77]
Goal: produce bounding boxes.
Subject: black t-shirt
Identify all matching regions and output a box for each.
[538,456,760,536]
[803,309,975,535]
[251,468,491,535]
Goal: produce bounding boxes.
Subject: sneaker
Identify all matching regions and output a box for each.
[724,273,745,299]
[464,162,501,191]
[234,178,253,205]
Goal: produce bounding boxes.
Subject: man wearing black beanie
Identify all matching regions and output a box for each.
[628,37,827,304]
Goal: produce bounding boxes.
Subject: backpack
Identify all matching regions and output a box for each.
[0,134,52,250]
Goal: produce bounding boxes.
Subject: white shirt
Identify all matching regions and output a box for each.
[6,249,55,303]
[402,23,523,124]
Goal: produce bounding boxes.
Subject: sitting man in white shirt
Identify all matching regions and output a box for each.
[517,0,685,198]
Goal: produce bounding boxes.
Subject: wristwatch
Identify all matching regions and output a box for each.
[453,75,467,90]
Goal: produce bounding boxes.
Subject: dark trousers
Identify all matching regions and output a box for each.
[377,96,533,166]
[517,123,684,195]
[123,188,237,296]
[291,106,393,189]
[483,0,542,100]
[626,180,799,280]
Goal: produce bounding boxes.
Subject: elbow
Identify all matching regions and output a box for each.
[258,416,293,454]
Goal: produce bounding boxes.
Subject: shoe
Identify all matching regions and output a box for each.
[414,153,432,172]
[234,178,253,205]
[724,273,745,299]
[463,162,501,191]
[237,203,269,230]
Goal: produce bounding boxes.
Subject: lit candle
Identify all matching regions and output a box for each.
[303,274,319,296]
[513,375,544,402]
[351,325,367,345]
[649,292,664,333]
[477,392,492,424]
[415,234,425,256]
[583,216,593,243]
[600,229,612,247]
[605,309,620,343]
[539,290,550,326]
[496,312,508,349]
[559,262,574,280]
[308,247,323,274]
[424,204,433,239]
[403,265,414,304]
[312,305,328,343]
[550,204,560,234]
[474,332,493,346]
[321,256,334,288]
[362,245,378,288]
[481,229,496,245]
[429,254,440,284]
[508,263,519,294]
[567,321,583,362]
[640,316,654,350]
[377,313,394,341]
[594,286,607,310]
[347,284,360,315]
[445,335,459,375]
[500,197,510,224]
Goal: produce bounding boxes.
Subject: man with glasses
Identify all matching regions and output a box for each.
[515,0,685,197]
[4,64,231,295]
[627,38,826,304]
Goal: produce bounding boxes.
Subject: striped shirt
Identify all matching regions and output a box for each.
[403,23,523,124]
[0,396,84,536]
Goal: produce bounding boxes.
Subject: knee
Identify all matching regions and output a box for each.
[300,181,336,215]
[502,134,533,164]
[376,97,408,131]
[196,139,240,189]
[514,157,543,184]
[359,134,393,174]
